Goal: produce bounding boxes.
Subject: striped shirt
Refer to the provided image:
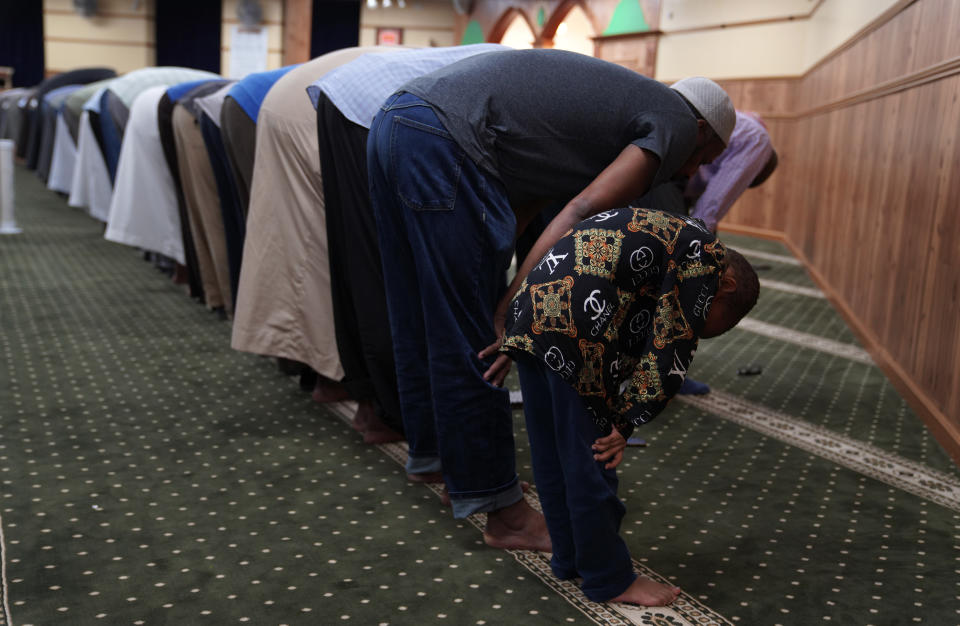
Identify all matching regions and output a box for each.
[306,44,506,129]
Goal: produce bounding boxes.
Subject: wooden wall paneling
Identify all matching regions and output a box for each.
[804,112,828,276]
[828,105,865,305]
[753,79,793,113]
[913,0,960,73]
[791,112,827,265]
[714,80,741,107]
[797,0,960,115]
[712,78,795,233]
[910,76,960,414]
[936,77,960,419]
[856,5,898,94]
[795,76,959,444]
[780,117,805,239]
[944,122,960,418]
[875,87,925,360]
[737,120,790,232]
[892,0,924,80]
[795,59,819,112]
[715,78,793,116]
[907,84,951,372]
[821,110,850,283]
[852,98,889,326]
[595,36,658,77]
[765,119,795,233]
[863,94,902,322]
[897,76,960,429]
[854,98,890,318]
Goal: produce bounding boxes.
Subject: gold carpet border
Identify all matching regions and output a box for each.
[737,317,873,364]
[327,402,733,625]
[736,247,802,266]
[0,510,10,626]
[677,390,960,512]
[758,278,826,299]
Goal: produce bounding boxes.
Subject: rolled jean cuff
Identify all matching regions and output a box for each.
[449,475,523,519]
[583,570,638,603]
[405,454,442,475]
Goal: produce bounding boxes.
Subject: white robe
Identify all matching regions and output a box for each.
[105,86,185,264]
[68,110,113,222]
[46,113,77,194]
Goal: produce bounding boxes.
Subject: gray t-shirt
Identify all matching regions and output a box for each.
[403,49,698,202]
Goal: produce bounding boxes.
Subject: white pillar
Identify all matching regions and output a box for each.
[0,139,21,234]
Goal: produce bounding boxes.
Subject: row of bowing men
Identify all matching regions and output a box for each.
[3,37,778,607]
[0,45,516,446]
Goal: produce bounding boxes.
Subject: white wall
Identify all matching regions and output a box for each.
[657,21,807,79]
[802,0,900,69]
[660,0,813,30]
[43,0,156,74]
[656,0,900,80]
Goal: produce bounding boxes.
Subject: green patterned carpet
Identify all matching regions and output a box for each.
[2,164,958,625]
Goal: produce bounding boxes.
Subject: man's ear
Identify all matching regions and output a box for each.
[697,119,710,146]
[718,267,737,295]
[695,119,711,145]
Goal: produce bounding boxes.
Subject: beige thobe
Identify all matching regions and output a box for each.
[231,47,387,379]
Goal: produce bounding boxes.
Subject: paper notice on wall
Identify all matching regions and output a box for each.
[228,26,268,79]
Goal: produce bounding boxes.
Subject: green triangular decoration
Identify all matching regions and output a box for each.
[603,0,650,36]
[537,6,546,27]
[460,20,485,45]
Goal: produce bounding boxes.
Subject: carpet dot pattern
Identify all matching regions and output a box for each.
[2,166,959,624]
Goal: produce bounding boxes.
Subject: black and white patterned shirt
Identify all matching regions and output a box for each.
[502,208,726,438]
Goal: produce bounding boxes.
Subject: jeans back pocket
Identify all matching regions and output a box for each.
[390,114,465,212]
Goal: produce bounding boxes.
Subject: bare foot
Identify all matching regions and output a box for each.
[351,400,376,432]
[483,498,552,552]
[407,471,444,483]
[172,263,189,285]
[363,426,404,444]
[609,577,681,607]
[352,401,404,443]
[277,358,304,376]
[312,377,350,403]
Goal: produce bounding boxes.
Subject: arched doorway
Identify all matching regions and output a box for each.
[494,10,536,49]
[551,4,595,56]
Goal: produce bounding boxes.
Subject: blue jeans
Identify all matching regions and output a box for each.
[367,92,522,518]
[516,357,637,602]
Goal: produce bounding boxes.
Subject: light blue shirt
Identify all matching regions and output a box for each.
[306,44,506,129]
